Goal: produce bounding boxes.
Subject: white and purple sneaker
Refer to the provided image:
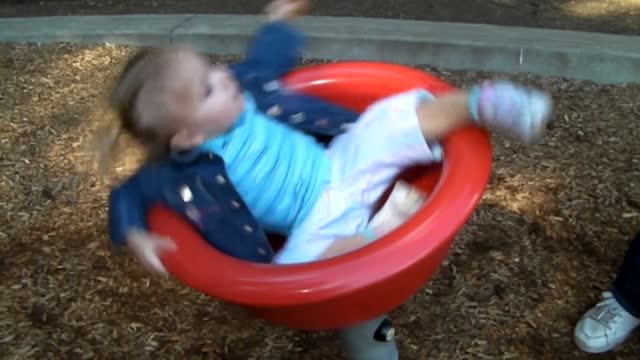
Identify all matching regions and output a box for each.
[468,80,553,144]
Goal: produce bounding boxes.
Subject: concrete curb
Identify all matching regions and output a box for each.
[1,14,639,84]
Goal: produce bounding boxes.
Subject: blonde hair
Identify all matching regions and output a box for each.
[94,47,178,172]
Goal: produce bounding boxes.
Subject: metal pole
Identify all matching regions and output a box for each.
[337,315,399,360]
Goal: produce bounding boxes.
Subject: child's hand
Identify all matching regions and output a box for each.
[126,229,177,276]
[320,234,369,259]
[368,181,427,237]
[319,182,427,260]
[265,0,310,22]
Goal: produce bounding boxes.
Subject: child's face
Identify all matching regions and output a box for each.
[136,48,246,149]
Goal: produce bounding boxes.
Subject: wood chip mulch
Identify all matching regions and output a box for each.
[0,42,639,359]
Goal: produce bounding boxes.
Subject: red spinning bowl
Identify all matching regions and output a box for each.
[150,61,492,330]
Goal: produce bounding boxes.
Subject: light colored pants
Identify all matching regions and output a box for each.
[274,89,443,264]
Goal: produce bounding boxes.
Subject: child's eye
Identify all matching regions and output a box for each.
[205,84,213,97]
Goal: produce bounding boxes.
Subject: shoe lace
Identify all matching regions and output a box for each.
[590,292,622,330]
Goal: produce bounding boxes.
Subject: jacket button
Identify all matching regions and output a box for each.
[341,122,355,131]
[215,174,226,184]
[267,105,282,117]
[289,112,305,124]
[179,185,193,202]
[263,80,280,92]
[185,205,200,222]
[231,200,241,208]
[243,225,254,233]
[315,118,329,127]
[257,247,267,256]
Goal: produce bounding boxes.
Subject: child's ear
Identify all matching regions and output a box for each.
[170,130,205,149]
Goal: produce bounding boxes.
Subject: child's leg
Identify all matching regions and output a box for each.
[319,82,554,260]
[416,92,471,141]
[318,181,427,259]
[417,81,553,144]
[280,83,553,263]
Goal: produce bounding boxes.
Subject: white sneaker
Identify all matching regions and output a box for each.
[468,80,553,144]
[574,291,640,353]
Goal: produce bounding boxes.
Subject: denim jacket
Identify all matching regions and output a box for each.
[108,21,359,263]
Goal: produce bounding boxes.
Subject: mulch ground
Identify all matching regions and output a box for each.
[1,42,639,359]
[1,0,639,35]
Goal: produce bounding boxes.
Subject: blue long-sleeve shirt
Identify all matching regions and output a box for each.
[108,21,359,263]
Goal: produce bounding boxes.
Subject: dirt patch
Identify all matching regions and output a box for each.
[1,0,639,35]
[1,42,639,359]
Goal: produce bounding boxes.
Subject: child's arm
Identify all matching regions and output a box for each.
[230,0,361,139]
[229,0,309,83]
[265,0,310,22]
[108,176,148,248]
[124,229,176,276]
[108,170,176,275]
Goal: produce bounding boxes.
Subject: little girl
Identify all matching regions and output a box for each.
[101,0,553,275]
